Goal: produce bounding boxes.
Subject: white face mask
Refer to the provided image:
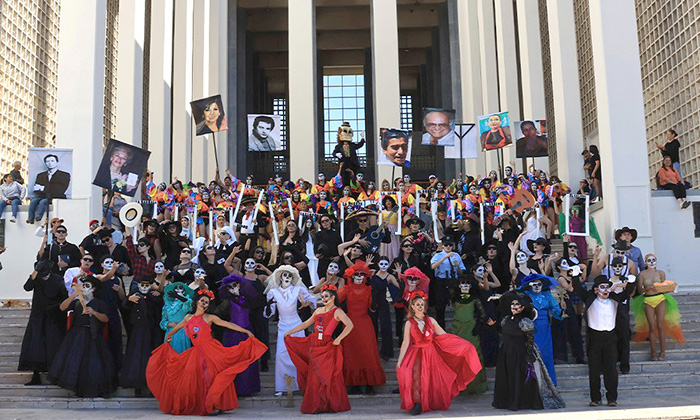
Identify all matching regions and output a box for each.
[560,259,570,272]
[195,268,207,279]
[319,192,327,200]
[327,263,339,275]
[511,301,523,315]
[459,282,471,294]
[155,262,164,274]
[474,266,485,278]
[352,273,365,285]
[83,284,94,299]
[245,259,257,272]
[138,283,151,295]
[516,252,528,265]
[229,283,241,296]
[612,264,624,276]
[281,271,293,289]
[174,285,186,297]
[530,281,543,294]
[378,261,390,272]
[646,257,657,269]
[596,284,611,299]
[103,260,114,270]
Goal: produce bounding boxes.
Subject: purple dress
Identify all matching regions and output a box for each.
[220,280,260,396]
[569,216,588,260]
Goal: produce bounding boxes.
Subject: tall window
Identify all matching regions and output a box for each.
[272,97,288,150]
[322,75,366,160]
[400,94,413,130]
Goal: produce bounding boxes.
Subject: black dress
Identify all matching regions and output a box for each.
[18,273,68,372]
[247,277,269,369]
[492,315,543,410]
[120,291,162,390]
[48,299,116,397]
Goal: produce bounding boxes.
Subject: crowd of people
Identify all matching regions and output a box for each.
[15,144,688,415]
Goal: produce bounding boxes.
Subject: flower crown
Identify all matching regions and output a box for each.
[197,289,215,300]
[320,284,338,292]
[407,290,428,301]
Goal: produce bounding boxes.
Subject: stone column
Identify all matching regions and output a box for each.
[208,0,228,178]
[147,0,174,180]
[546,0,585,185]
[477,0,501,176]
[516,0,548,171]
[190,0,209,183]
[288,0,318,182]
[54,0,108,226]
[171,0,194,180]
[589,0,654,251]
[494,0,520,166]
[115,0,146,148]
[371,0,402,182]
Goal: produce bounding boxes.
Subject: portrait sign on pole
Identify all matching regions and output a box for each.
[421,108,456,146]
[377,128,412,167]
[247,114,283,151]
[478,111,512,151]
[514,119,548,158]
[27,148,73,199]
[92,139,151,198]
[191,94,228,136]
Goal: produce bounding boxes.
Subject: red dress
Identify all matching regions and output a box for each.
[397,317,483,413]
[146,315,267,415]
[285,307,350,414]
[338,283,386,386]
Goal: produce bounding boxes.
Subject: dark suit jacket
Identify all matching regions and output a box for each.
[34,170,70,199]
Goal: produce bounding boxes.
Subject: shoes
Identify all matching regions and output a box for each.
[409,403,422,415]
[35,217,42,222]
[682,200,691,209]
[26,219,34,224]
[364,385,376,395]
[658,352,665,361]
[9,217,16,223]
[348,386,362,395]
[24,372,41,386]
[589,401,601,407]
[607,401,617,407]
[575,358,588,364]
[274,391,283,397]
[392,388,400,394]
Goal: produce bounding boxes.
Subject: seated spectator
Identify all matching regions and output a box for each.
[0,173,27,223]
[657,155,690,209]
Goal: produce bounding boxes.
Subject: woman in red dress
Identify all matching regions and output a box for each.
[146,290,267,416]
[396,291,483,415]
[284,285,354,414]
[338,261,386,394]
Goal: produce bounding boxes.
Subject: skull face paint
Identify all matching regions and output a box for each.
[195,268,207,279]
[281,271,293,289]
[174,284,186,297]
[155,262,165,274]
[319,191,327,200]
[378,260,390,272]
[510,300,524,315]
[516,252,528,265]
[530,281,543,294]
[103,259,114,270]
[228,283,241,296]
[244,258,257,272]
[612,264,625,276]
[327,262,339,275]
[82,282,95,299]
[138,283,151,295]
[459,281,472,294]
[559,259,570,272]
[595,283,611,299]
[352,272,365,285]
[474,265,485,278]
[645,255,657,269]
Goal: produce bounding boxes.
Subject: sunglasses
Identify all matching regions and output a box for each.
[406,276,421,282]
[55,230,67,234]
[358,218,368,223]
[568,245,578,249]
[181,249,192,254]
[205,246,215,251]
[137,243,149,247]
[402,244,413,248]
[101,237,112,241]
[254,250,264,254]
[82,258,94,262]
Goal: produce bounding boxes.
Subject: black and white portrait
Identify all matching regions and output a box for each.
[92,139,151,197]
[247,114,282,151]
[191,95,228,136]
[27,148,73,199]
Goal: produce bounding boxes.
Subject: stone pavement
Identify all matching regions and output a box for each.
[0,392,699,420]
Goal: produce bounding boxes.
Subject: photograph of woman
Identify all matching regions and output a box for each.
[479,112,513,151]
[191,94,228,136]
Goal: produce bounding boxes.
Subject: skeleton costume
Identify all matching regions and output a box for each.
[263,265,317,394]
[160,281,194,353]
[450,277,488,394]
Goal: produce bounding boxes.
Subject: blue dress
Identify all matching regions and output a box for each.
[160,296,193,354]
[524,290,563,385]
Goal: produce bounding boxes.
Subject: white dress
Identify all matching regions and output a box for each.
[264,285,317,392]
[521,216,544,256]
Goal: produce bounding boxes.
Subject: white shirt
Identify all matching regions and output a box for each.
[587,297,618,331]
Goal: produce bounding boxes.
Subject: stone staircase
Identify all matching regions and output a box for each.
[1,291,699,410]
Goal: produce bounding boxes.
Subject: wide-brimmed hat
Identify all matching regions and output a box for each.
[497,290,536,319]
[592,275,613,289]
[345,208,378,221]
[612,239,630,251]
[614,226,638,243]
[518,273,558,291]
[405,217,425,229]
[163,220,182,235]
[526,237,551,254]
[399,267,430,294]
[240,195,257,206]
[344,260,375,282]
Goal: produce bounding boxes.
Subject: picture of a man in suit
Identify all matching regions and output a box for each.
[27,154,71,224]
[248,115,281,151]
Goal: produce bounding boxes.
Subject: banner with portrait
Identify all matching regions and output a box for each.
[421,108,456,146]
[191,94,228,136]
[478,111,512,151]
[27,148,73,199]
[92,139,151,197]
[247,114,282,151]
[377,128,412,167]
[514,119,548,158]
[444,124,478,159]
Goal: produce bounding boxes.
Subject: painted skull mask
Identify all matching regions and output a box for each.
[244,258,257,272]
[280,271,294,288]
[155,262,165,274]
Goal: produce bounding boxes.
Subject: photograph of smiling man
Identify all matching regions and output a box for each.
[378,128,412,167]
[421,108,456,146]
[191,94,228,136]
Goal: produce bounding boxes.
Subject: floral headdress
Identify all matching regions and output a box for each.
[320,284,338,292]
[407,290,428,301]
[196,289,215,300]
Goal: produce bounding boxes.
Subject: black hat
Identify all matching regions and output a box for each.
[526,237,551,254]
[442,236,455,246]
[614,226,638,243]
[143,219,158,229]
[406,217,425,229]
[163,220,183,235]
[612,239,630,251]
[240,195,257,206]
[592,275,613,289]
[497,290,536,319]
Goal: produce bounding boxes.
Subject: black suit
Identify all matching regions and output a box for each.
[33,170,70,199]
[572,276,636,403]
